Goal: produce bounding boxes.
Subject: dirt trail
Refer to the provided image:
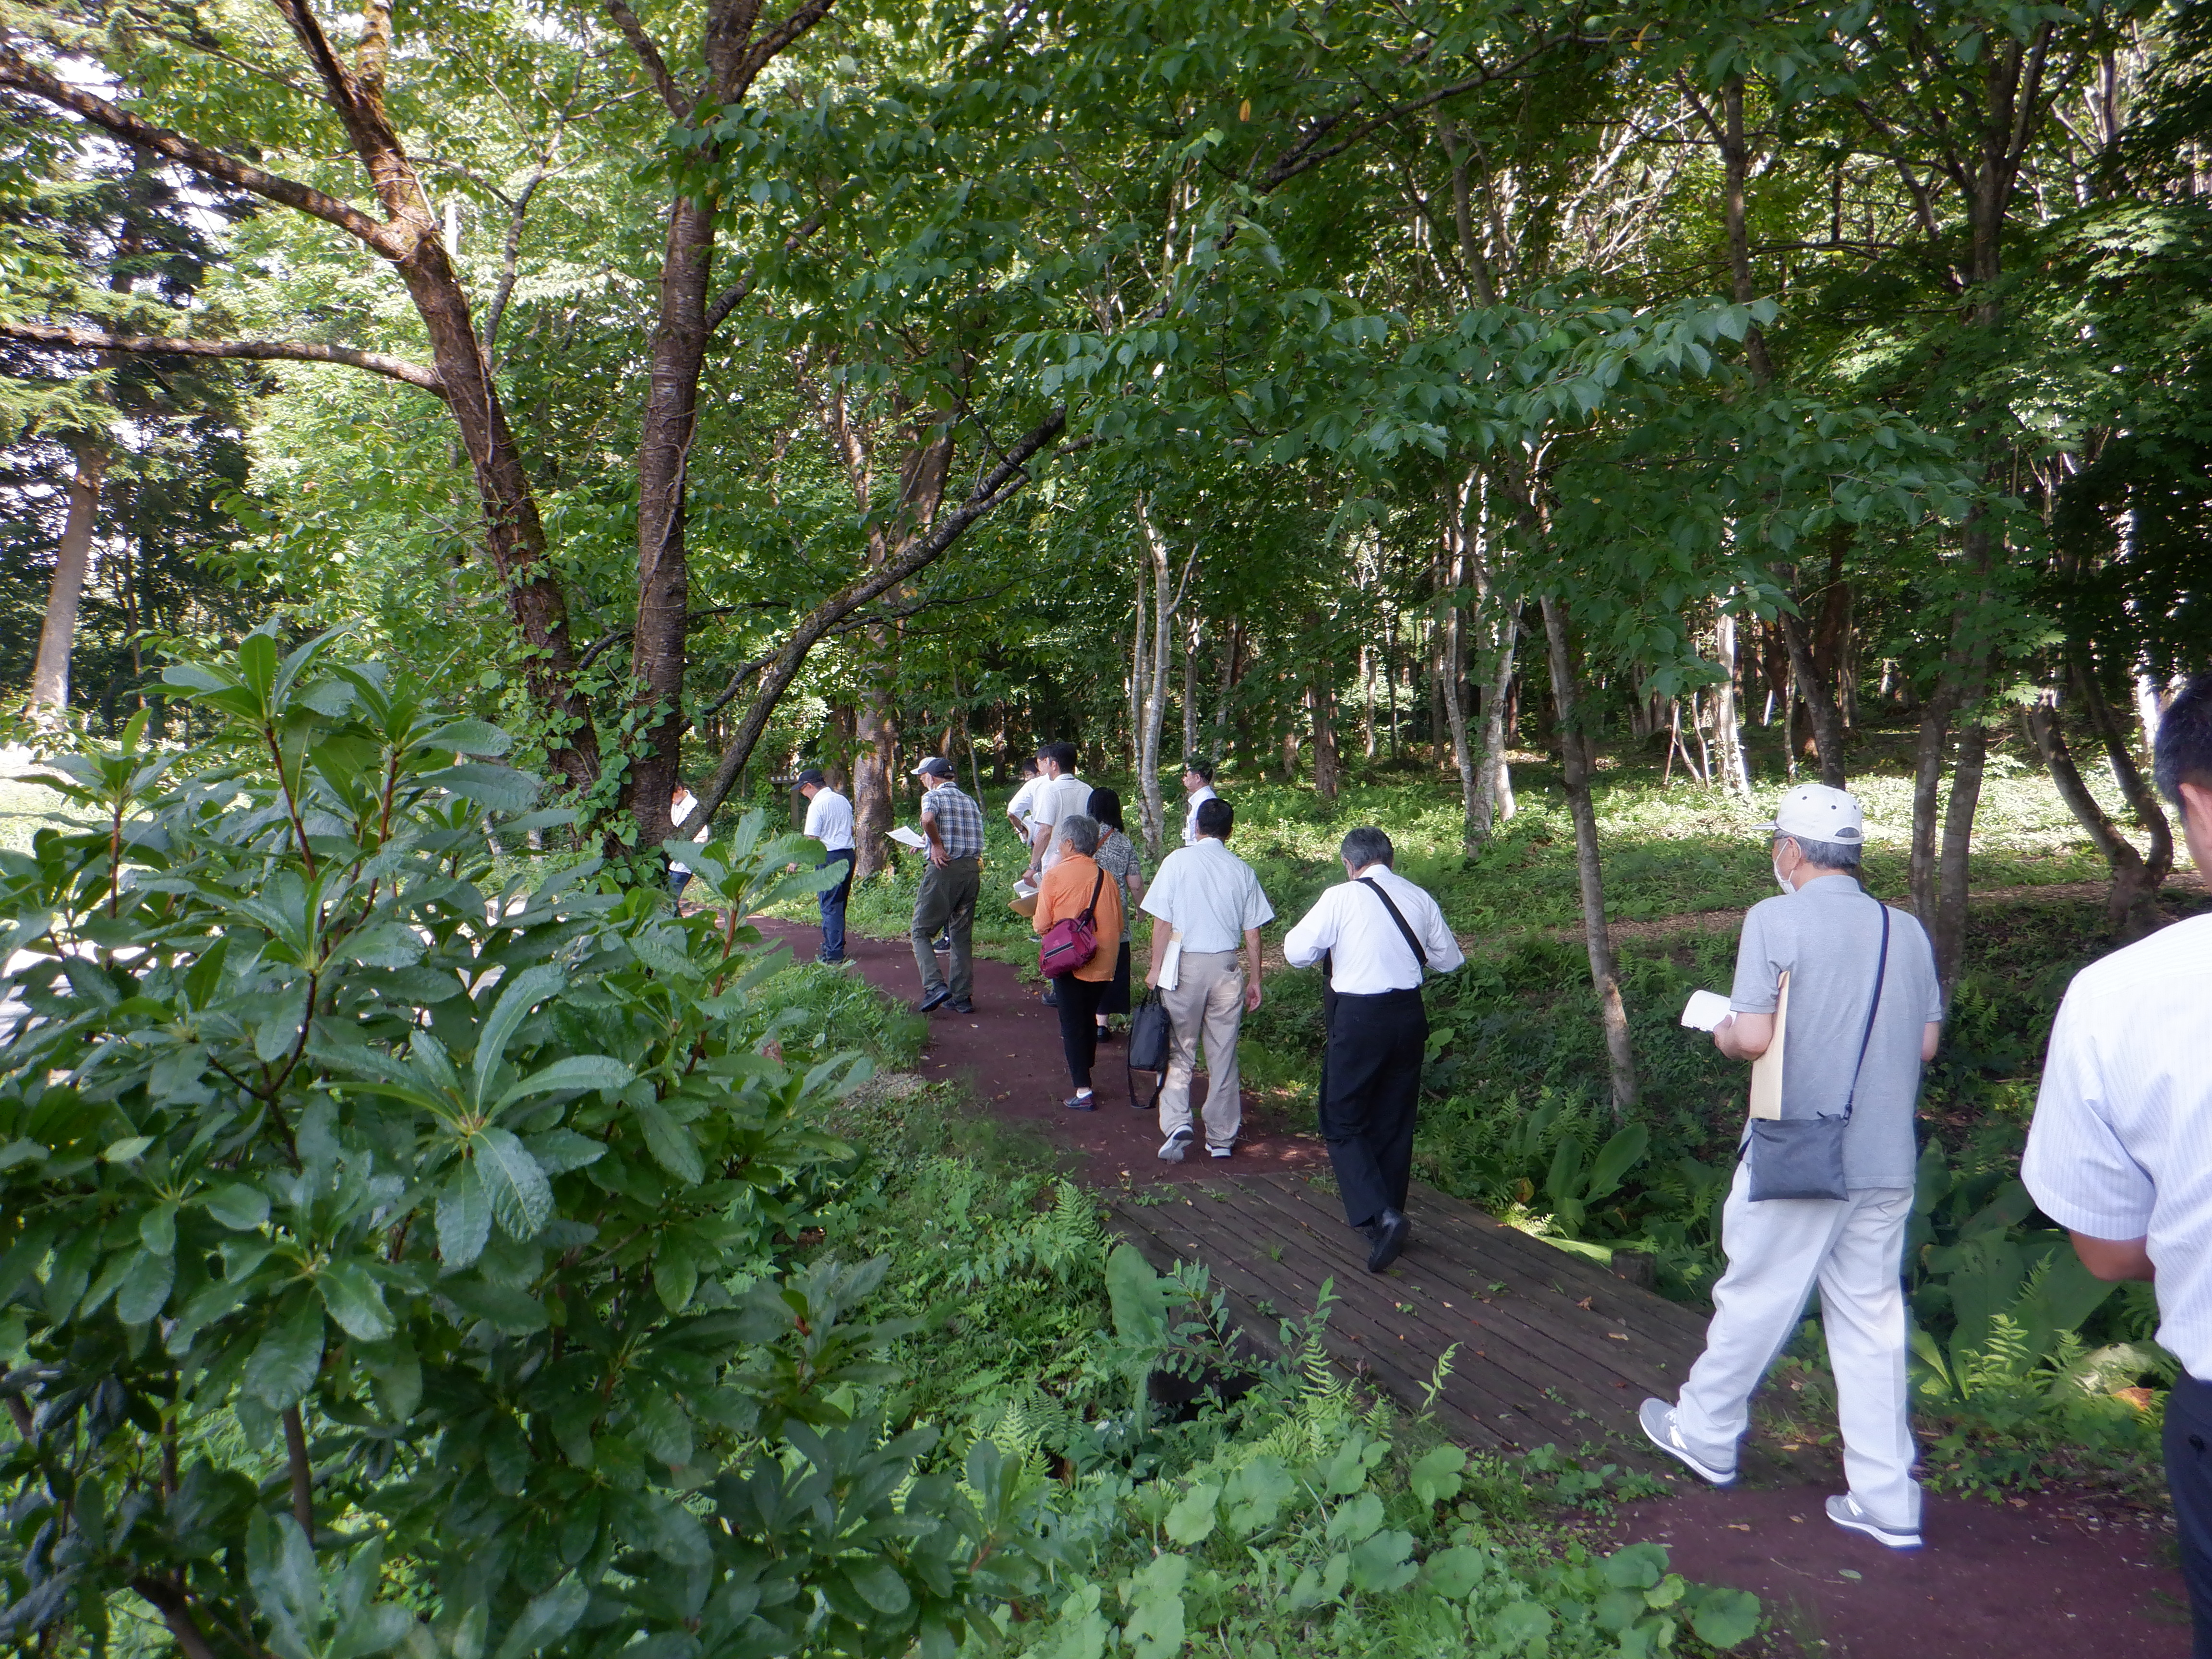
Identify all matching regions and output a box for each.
[763,912,2187,1659]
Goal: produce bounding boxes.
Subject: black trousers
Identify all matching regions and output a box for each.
[2168,1371,2212,1658]
[1052,973,1107,1089]
[1318,986,1426,1230]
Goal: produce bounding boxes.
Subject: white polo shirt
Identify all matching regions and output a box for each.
[1141,837,1274,953]
[1282,866,1465,993]
[1183,785,1218,845]
[803,787,854,853]
[1006,776,1043,844]
[1031,773,1091,870]
[2022,914,2212,1377]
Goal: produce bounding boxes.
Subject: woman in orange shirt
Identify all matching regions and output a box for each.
[1030,812,1124,1110]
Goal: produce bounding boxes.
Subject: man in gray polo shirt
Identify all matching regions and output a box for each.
[1641,784,1944,1551]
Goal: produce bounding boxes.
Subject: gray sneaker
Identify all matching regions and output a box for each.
[1825,1493,1921,1550]
[1158,1125,1193,1162]
[1637,1399,1736,1486]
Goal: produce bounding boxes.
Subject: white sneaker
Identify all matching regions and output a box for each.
[1825,1493,1921,1550]
[1208,1143,1233,1159]
[1637,1399,1736,1486]
[1158,1126,1193,1162]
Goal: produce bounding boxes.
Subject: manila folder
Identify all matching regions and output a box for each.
[1746,971,1790,1122]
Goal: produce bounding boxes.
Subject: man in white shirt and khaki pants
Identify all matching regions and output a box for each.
[1142,796,1274,1161]
[2025,669,2212,1654]
[1283,828,1464,1271]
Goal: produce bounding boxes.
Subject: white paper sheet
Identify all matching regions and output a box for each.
[887,825,927,850]
[1679,989,1733,1032]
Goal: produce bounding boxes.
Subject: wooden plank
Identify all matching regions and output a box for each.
[1256,1174,1698,1391]
[1246,1177,1681,1442]
[1107,1190,1528,1450]
[1190,1181,1582,1450]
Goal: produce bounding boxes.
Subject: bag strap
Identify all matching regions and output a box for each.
[1077,867,1105,927]
[1837,900,1891,1121]
[1356,877,1431,979]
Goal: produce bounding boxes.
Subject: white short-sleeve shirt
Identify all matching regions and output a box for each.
[1183,785,1218,845]
[1141,838,1274,953]
[1031,774,1090,870]
[803,787,854,853]
[1006,777,1043,843]
[1282,866,1465,993]
[2022,914,2212,1377]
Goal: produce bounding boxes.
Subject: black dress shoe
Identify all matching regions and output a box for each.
[918,987,951,1012]
[949,999,974,1014]
[1366,1208,1411,1273]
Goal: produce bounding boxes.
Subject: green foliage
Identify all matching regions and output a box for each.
[0,633,1056,1656]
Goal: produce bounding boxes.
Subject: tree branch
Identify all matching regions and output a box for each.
[283,1406,315,1543]
[694,407,1070,820]
[130,1578,217,1659]
[706,206,827,332]
[604,0,694,117]
[0,320,445,394]
[0,45,403,252]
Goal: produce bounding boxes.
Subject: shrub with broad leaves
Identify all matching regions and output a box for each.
[0,632,1052,1658]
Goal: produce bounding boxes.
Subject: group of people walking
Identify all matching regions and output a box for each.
[764,675,2212,1633]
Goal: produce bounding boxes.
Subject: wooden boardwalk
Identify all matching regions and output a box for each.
[1106,1171,1712,1458]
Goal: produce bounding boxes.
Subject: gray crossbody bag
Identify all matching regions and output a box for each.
[1745,901,1888,1202]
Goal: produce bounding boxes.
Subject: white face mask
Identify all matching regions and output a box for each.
[1773,848,1794,894]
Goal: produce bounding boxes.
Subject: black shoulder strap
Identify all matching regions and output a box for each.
[1837,900,1891,1120]
[1078,867,1105,926]
[1357,878,1431,978]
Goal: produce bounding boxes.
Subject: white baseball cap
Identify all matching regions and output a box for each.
[1760,782,1865,844]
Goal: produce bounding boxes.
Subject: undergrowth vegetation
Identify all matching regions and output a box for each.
[0,637,1765,1656]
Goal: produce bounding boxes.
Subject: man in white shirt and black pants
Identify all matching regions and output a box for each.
[1284,828,1465,1271]
[796,768,855,964]
[2024,670,2212,1653]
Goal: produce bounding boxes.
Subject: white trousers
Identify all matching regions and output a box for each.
[1673,1163,1920,1530]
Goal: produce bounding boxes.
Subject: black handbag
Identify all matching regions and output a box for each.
[1127,990,1172,1110]
[1746,901,1889,1203]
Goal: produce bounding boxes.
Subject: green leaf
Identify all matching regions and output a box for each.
[1602,1542,1669,1590]
[1346,1528,1417,1593]
[441,1277,547,1334]
[1419,1544,1492,1599]
[204,1183,271,1231]
[472,963,565,1109]
[343,925,427,969]
[495,1055,631,1110]
[437,1167,492,1269]
[1409,1443,1466,1506]
[246,1512,323,1643]
[1689,1585,1762,1648]
[1122,1552,1186,1659]
[102,1135,154,1163]
[635,1101,703,1184]
[245,1291,326,1410]
[490,1582,588,1659]
[1325,1491,1383,1544]
[1164,1479,1221,1545]
[475,1128,553,1239]
[316,1259,394,1340]
[1223,1454,1294,1535]
[115,1248,176,1324]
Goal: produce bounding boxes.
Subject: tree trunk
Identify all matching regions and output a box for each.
[30,437,108,717]
[1472,604,1518,836]
[2076,662,2174,884]
[1130,569,1148,771]
[1932,717,1988,989]
[1710,610,1752,794]
[1778,604,1847,788]
[1540,595,1638,1118]
[1211,619,1236,766]
[851,680,898,880]
[1719,76,1777,382]
[1180,617,1200,763]
[1133,494,1176,860]
[1310,673,1339,801]
[2027,700,2164,940]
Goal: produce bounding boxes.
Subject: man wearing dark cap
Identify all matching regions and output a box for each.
[912,757,984,1013]
[796,768,854,964]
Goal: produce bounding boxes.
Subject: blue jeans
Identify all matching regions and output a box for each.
[818,850,854,961]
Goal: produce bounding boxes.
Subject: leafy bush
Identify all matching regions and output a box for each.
[0,634,1053,1658]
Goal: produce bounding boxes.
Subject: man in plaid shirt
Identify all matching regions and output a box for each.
[913,758,985,1013]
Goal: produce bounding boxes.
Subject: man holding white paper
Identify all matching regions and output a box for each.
[1643,783,1943,1553]
[910,758,984,1014]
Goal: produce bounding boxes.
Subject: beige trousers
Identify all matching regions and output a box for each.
[1159,948,1244,1148]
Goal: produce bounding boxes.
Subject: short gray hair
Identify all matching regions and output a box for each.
[1058,813,1100,856]
[1340,826,1395,870]
[1779,831,1862,872]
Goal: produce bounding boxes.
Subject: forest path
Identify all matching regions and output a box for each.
[760,914,2188,1659]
